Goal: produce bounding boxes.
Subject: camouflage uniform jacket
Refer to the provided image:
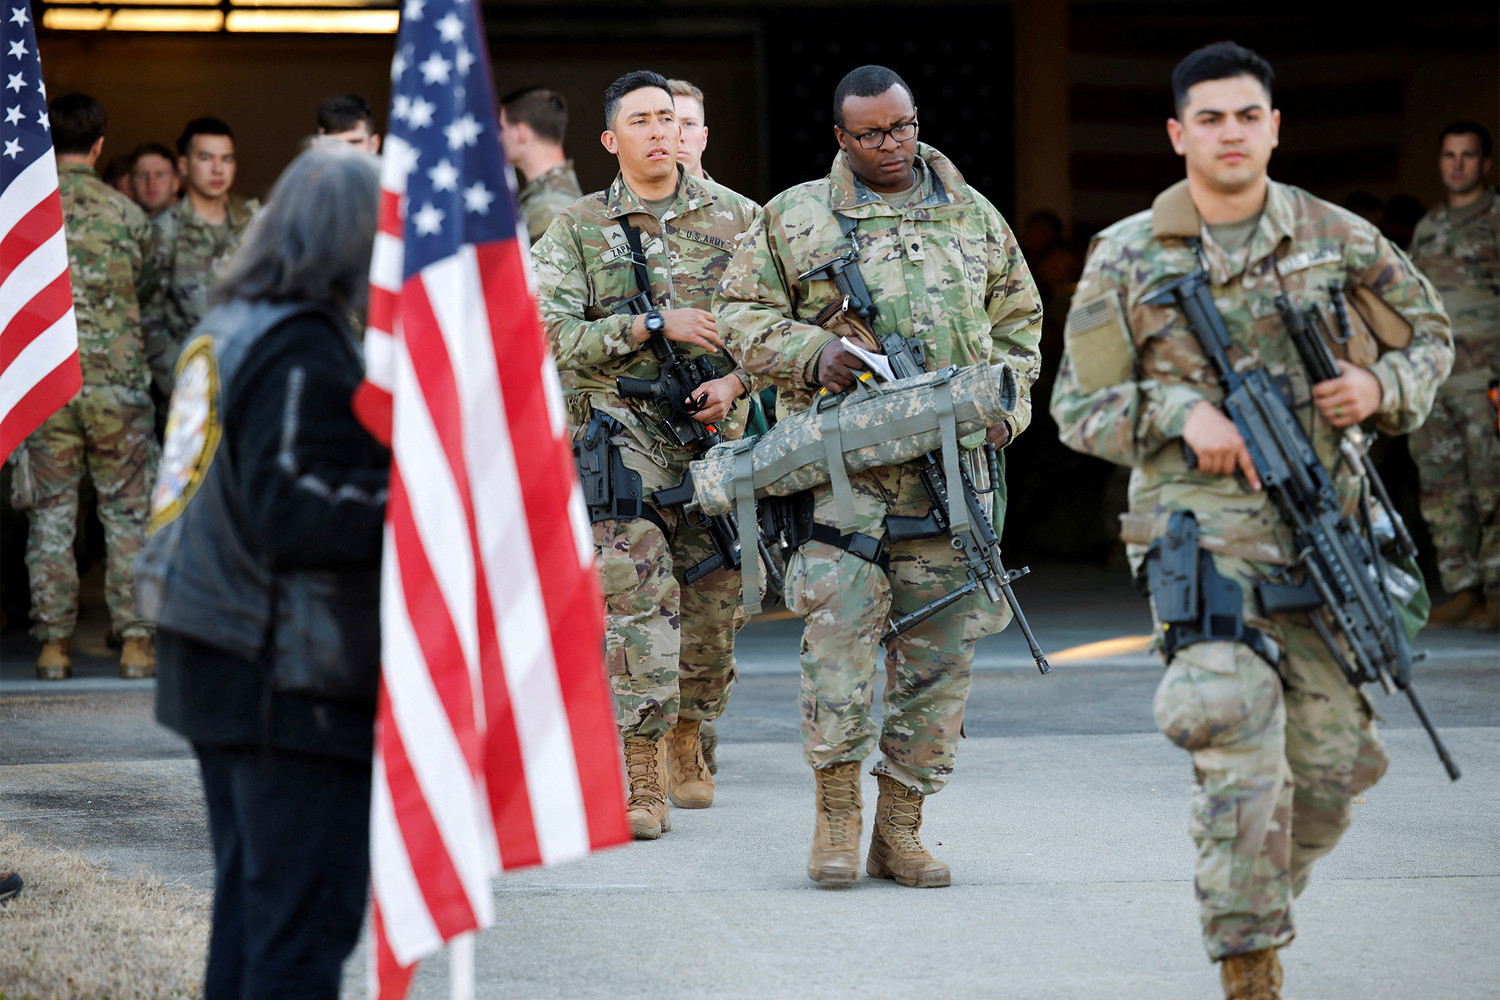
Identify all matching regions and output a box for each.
[57,163,158,391]
[714,142,1043,441]
[1052,178,1453,566]
[519,160,583,244]
[1408,187,1499,390]
[532,167,759,493]
[143,194,259,392]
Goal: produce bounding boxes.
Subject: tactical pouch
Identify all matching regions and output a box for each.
[7,444,35,511]
[573,410,667,534]
[1143,511,1280,670]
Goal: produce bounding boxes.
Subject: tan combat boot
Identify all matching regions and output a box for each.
[36,638,72,680]
[623,735,670,840]
[119,635,155,679]
[807,761,863,884]
[665,718,714,809]
[866,773,951,888]
[700,719,719,775]
[1219,948,1283,1000]
[1429,587,1481,625]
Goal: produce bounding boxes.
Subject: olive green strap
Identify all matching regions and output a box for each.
[734,441,762,616]
[820,401,858,532]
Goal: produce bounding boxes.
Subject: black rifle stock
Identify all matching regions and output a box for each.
[1146,269,1458,780]
[801,225,1048,672]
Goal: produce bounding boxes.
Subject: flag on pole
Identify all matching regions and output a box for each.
[357,1,628,996]
[0,1,80,463]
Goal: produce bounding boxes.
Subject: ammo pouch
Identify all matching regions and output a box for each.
[574,410,668,535]
[1141,510,1280,670]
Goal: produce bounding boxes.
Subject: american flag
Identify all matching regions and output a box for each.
[356,1,628,996]
[0,1,79,463]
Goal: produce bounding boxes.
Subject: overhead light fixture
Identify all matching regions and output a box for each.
[38,2,400,32]
[225,9,398,32]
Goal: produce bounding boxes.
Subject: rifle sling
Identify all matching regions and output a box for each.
[618,219,656,308]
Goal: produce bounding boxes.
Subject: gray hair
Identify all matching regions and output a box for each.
[213,145,381,313]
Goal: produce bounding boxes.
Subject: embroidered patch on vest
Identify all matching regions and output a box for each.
[150,334,221,534]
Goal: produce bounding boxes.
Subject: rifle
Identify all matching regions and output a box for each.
[1146,267,1459,780]
[800,220,1049,673]
[610,224,782,594]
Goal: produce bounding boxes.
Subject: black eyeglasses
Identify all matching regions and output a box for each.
[840,119,918,149]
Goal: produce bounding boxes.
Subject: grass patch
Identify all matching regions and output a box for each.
[0,824,209,999]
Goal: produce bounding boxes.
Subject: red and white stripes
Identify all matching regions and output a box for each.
[0,151,80,462]
[361,135,627,1000]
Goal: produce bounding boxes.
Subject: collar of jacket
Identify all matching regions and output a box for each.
[1152,178,1298,245]
[602,164,714,224]
[167,193,257,231]
[827,141,971,221]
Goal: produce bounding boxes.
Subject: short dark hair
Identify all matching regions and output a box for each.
[176,116,234,158]
[316,94,376,135]
[102,155,132,186]
[832,65,914,129]
[1439,120,1493,159]
[603,70,672,132]
[49,93,107,155]
[1171,41,1274,115]
[129,141,176,168]
[500,87,568,144]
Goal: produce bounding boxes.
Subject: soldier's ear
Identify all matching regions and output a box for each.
[1166,118,1185,156]
[601,129,618,156]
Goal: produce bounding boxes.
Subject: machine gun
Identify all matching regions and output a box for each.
[610,226,782,593]
[799,219,1049,672]
[1146,267,1459,780]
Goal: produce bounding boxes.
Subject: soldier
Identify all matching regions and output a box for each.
[315,93,381,153]
[142,117,259,413]
[715,65,1042,888]
[128,142,180,219]
[1050,43,1452,999]
[24,93,161,679]
[498,87,583,244]
[666,79,709,180]
[1408,121,1499,630]
[532,70,759,840]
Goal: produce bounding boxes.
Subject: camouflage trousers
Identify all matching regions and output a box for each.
[1409,381,1500,594]
[593,509,746,741]
[783,462,1009,795]
[1149,555,1388,961]
[23,385,159,641]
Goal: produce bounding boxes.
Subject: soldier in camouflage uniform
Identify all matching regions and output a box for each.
[499,88,583,244]
[1050,44,1452,999]
[1407,122,1500,630]
[532,71,759,840]
[23,94,162,679]
[142,117,258,419]
[715,65,1042,888]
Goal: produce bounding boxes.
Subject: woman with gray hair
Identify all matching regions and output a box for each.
[143,145,389,1000]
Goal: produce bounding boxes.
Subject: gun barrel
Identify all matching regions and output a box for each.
[1404,685,1461,781]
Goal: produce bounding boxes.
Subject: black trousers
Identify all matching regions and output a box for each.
[196,745,371,1000]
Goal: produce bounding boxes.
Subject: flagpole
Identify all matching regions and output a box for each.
[449,932,475,1000]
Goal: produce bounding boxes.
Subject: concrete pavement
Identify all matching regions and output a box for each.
[2,561,1496,998]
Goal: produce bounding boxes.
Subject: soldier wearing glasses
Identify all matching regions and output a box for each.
[716,65,1041,888]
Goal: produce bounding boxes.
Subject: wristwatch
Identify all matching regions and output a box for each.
[643,309,665,335]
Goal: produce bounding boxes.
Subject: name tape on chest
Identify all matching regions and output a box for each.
[1275,246,1341,278]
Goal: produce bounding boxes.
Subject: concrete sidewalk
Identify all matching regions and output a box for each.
[2,561,1497,999]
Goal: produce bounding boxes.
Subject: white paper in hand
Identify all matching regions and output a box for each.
[839,337,896,382]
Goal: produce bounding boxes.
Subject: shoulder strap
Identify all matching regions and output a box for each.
[617,220,656,309]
